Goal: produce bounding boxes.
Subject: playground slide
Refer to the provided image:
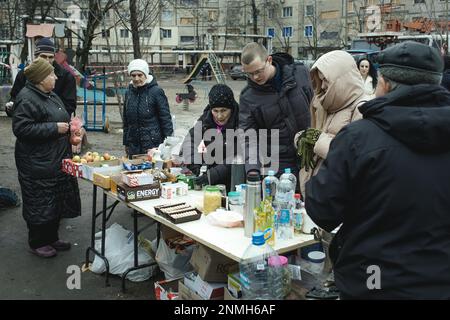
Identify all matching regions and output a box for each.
[183,54,208,84]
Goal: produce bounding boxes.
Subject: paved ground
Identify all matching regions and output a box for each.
[0,75,247,300]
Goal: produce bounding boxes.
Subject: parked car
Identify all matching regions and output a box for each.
[229,65,247,80]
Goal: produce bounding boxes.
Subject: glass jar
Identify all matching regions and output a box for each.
[203,185,222,214]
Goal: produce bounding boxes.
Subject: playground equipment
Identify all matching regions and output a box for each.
[83,67,109,133]
[175,84,197,111]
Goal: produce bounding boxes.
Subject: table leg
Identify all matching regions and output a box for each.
[121,210,157,293]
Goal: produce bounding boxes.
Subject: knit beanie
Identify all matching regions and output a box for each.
[24,57,54,84]
[34,37,55,56]
[378,41,443,85]
[128,59,150,78]
[208,84,237,110]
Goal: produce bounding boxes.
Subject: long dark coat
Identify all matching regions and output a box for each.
[13,83,81,224]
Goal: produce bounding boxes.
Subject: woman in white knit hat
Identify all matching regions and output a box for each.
[123,59,174,157]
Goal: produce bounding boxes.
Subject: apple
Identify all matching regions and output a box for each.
[85,155,93,162]
[85,151,92,157]
[100,156,105,161]
[92,152,99,157]
[80,158,88,164]
[93,156,101,162]
[72,155,81,163]
[103,153,111,161]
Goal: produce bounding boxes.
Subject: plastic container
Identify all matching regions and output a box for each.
[203,185,222,214]
[268,255,291,299]
[228,191,244,215]
[307,251,326,274]
[239,231,280,300]
[262,170,279,200]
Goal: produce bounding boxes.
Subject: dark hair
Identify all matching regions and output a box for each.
[444,55,450,71]
[357,58,378,89]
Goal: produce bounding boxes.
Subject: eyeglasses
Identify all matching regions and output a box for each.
[38,54,54,60]
[243,60,268,78]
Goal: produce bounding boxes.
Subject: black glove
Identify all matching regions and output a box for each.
[297,128,321,172]
[193,174,208,186]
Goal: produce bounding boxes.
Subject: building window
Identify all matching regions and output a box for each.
[120,29,129,38]
[282,7,293,18]
[140,29,151,38]
[306,5,314,17]
[161,10,173,22]
[180,17,194,25]
[282,26,293,38]
[180,36,195,43]
[304,25,313,38]
[414,0,425,3]
[208,10,218,22]
[268,8,274,19]
[161,28,172,39]
[347,0,355,13]
[267,27,275,38]
[101,29,110,38]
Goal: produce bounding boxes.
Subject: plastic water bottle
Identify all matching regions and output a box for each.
[262,170,279,200]
[292,194,304,235]
[275,175,295,210]
[278,209,293,240]
[240,231,280,300]
[280,168,297,191]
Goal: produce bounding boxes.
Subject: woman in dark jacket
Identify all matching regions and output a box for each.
[12,58,81,258]
[181,84,239,192]
[123,59,173,157]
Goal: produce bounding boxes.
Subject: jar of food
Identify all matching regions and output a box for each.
[203,185,222,214]
[268,255,291,299]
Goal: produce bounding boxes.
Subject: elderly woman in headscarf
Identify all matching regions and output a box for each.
[123,59,173,157]
[181,84,239,192]
[13,57,81,258]
[295,50,369,198]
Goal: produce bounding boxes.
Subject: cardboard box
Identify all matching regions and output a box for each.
[121,170,154,187]
[193,273,226,300]
[62,159,84,178]
[190,244,238,283]
[161,182,188,199]
[154,278,180,300]
[93,172,112,189]
[110,175,122,195]
[122,158,152,171]
[82,159,122,181]
[132,153,150,161]
[224,288,240,300]
[178,279,224,300]
[116,182,161,202]
[227,272,242,299]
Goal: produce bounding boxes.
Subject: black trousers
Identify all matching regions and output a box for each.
[27,219,60,249]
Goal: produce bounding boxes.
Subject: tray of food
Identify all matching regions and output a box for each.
[154,202,202,224]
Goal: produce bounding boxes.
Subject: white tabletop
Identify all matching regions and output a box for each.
[117,190,316,262]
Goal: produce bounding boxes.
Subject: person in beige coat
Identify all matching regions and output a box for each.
[296,50,368,196]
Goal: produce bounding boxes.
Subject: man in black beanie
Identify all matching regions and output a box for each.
[305,41,450,299]
[7,37,77,117]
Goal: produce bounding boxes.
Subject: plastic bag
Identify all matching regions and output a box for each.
[154,238,194,280]
[91,223,157,282]
[205,208,244,228]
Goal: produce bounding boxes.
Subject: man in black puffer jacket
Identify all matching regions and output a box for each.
[306,42,450,299]
[123,59,173,157]
[239,42,313,178]
[8,38,77,117]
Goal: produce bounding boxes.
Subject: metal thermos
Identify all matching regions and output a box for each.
[244,171,261,238]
